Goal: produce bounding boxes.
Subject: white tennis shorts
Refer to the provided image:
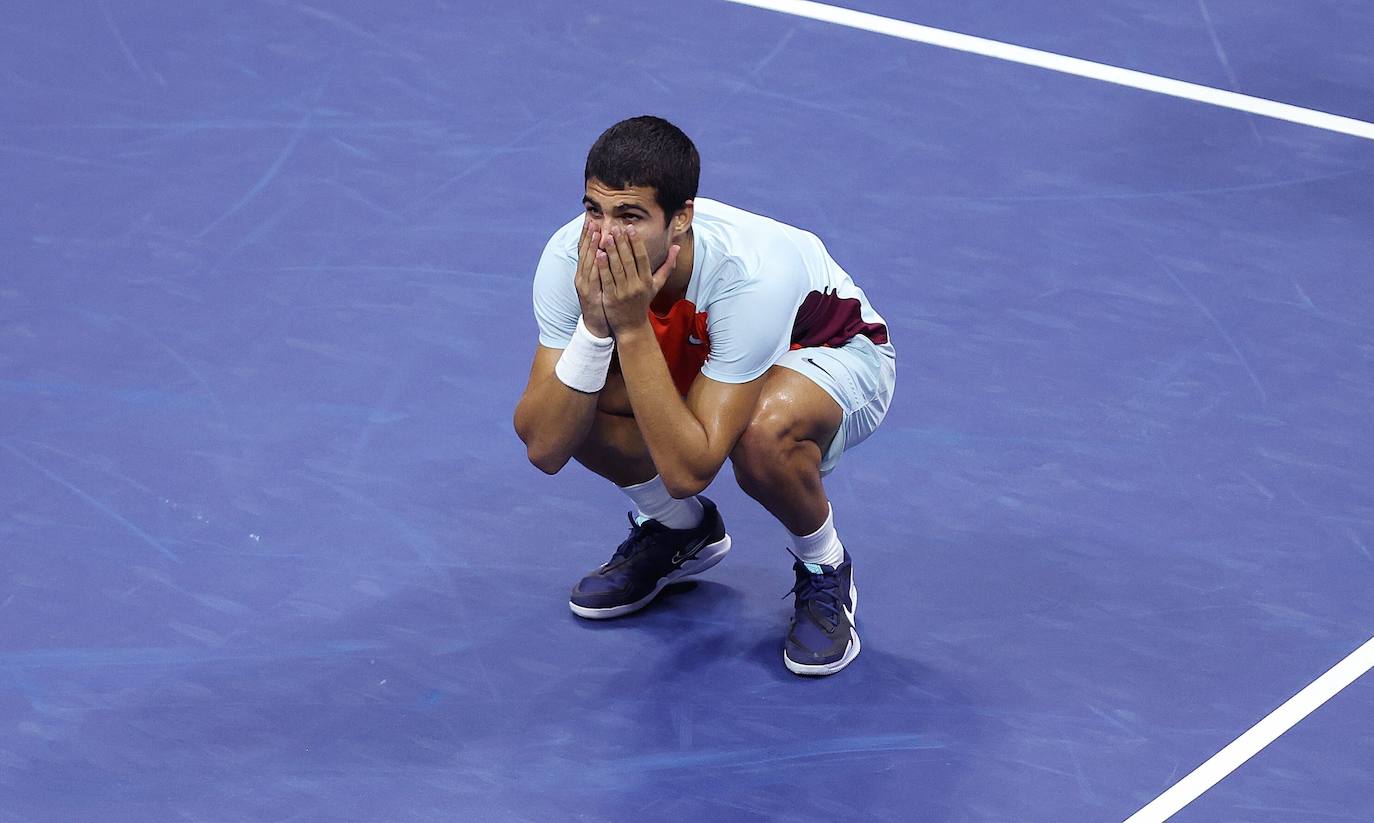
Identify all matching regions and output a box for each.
[775,334,897,475]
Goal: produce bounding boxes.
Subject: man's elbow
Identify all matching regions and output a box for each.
[525,444,569,475]
[513,413,569,475]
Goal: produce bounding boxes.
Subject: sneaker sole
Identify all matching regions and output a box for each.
[784,579,860,676]
[784,629,860,676]
[569,533,731,620]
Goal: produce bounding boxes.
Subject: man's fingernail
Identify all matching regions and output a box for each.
[627,225,636,236]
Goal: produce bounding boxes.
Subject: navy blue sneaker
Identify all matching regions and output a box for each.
[783,550,859,675]
[569,496,731,619]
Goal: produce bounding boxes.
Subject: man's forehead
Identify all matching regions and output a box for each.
[584,180,657,207]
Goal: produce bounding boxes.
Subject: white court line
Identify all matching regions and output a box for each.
[1123,635,1374,822]
[720,0,1374,141]
[716,0,1374,814]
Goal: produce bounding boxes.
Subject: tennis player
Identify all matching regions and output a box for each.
[514,116,895,675]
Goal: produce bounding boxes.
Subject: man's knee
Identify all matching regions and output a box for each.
[731,404,812,487]
[570,409,657,489]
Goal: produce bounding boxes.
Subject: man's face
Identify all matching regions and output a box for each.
[582,178,677,273]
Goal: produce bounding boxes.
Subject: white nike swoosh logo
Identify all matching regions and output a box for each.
[672,538,708,564]
[687,335,703,346]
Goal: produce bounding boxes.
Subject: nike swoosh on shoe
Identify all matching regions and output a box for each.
[671,537,709,564]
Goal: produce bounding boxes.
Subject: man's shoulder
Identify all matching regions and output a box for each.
[541,211,585,258]
[695,197,784,232]
[533,213,583,290]
[695,197,819,259]
[694,198,820,289]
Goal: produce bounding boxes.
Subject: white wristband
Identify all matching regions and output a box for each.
[555,317,615,393]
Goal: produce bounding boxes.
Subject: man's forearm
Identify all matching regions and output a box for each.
[513,373,601,474]
[615,323,715,496]
[515,317,617,473]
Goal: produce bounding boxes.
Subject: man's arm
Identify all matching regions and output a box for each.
[512,221,611,473]
[614,327,764,497]
[595,224,770,497]
[512,345,602,474]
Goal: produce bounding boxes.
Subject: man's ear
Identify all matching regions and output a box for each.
[671,200,694,238]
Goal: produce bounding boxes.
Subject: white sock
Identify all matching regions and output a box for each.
[791,503,844,571]
[620,475,705,530]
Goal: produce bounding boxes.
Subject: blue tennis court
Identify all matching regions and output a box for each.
[3,1,1371,820]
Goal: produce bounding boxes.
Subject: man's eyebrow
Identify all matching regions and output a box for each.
[582,196,649,214]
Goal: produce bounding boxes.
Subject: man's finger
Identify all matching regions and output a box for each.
[576,229,599,291]
[586,251,610,333]
[595,248,615,296]
[616,227,644,285]
[627,225,652,280]
[581,221,595,262]
[577,227,594,270]
[602,229,628,291]
[587,250,603,296]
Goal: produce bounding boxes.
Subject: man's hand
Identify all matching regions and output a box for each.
[574,219,611,337]
[596,225,680,336]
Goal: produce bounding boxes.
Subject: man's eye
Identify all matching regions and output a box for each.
[623,214,639,221]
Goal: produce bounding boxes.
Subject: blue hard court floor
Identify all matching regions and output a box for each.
[2,1,1372,821]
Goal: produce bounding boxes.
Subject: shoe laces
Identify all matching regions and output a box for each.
[784,552,842,628]
[610,512,658,562]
